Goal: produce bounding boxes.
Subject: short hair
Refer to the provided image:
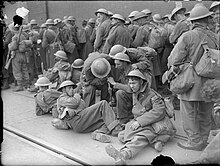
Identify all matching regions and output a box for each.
[201,79,220,102]
[151,154,175,166]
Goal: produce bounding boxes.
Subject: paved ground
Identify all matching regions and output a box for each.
[2,88,205,165]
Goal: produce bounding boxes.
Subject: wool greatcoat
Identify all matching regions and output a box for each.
[168,24,218,143]
[117,82,175,159]
[94,19,112,53]
[56,93,119,133]
[102,22,132,54]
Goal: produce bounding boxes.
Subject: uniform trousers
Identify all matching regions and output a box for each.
[116,90,133,124]
[83,82,110,107]
[180,100,214,143]
[12,52,29,83]
[67,100,118,133]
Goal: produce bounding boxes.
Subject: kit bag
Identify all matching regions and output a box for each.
[168,37,205,95]
[194,32,220,79]
[64,40,76,54]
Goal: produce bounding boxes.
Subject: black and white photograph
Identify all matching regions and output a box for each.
[1,0,220,165]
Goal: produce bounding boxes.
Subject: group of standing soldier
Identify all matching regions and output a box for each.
[2,1,220,165]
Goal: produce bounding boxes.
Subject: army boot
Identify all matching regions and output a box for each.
[13,81,24,92]
[1,79,10,90]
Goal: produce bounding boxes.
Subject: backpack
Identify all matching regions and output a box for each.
[148,24,168,49]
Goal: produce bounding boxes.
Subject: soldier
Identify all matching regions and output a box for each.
[102,14,132,54]
[81,53,111,107]
[127,11,139,40]
[51,80,123,143]
[34,76,61,116]
[8,23,31,91]
[131,11,160,91]
[209,1,220,34]
[28,19,41,83]
[94,8,113,53]
[44,50,71,88]
[105,69,176,165]
[2,23,14,90]
[42,19,57,70]
[38,23,47,70]
[169,6,191,45]
[81,18,96,60]
[71,58,84,84]
[168,4,218,151]
[64,16,80,63]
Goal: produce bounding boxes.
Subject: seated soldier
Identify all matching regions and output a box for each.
[51,80,124,143]
[44,50,71,88]
[71,58,84,84]
[81,52,111,107]
[34,76,61,116]
[105,70,176,165]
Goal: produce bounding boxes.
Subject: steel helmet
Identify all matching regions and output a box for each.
[40,23,47,28]
[162,14,169,20]
[133,12,148,21]
[109,44,126,58]
[54,50,68,60]
[108,11,114,16]
[113,52,131,63]
[128,11,139,18]
[141,9,152,15]
[91,58,111,78]
[209,1,220,11]
[34,77,52,86]
[111,14,125,22]
[169,7,186,21]
[67,16,76,21]
[63,16,68,20]
[72,58,84,68]
[127,69,147,81]
[188,5,213,21]
[30,19,37,25]
[54,18,62,25]
[22,24,31,32]
[57,80,77,91]
[95,8,109,16]
[88,18,96,24]
[45,19,54,25]
[153,14,163,23]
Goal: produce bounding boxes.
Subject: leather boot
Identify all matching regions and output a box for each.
[1,79,10,90]
[13,81,24,92]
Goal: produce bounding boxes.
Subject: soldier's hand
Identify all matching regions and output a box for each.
[131,64,138,70]
[74,93,81,100]
[107,77,116,86]
[130,120,140,131]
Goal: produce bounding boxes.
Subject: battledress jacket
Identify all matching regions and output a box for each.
[118,83,168,142]
[168,24,219,101]
[34,89,62,116]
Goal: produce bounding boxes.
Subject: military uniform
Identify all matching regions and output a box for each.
[102,22,132,54]
[34,88,61,116]
[82,52,110,107]
[42,27,57,69]
[128,24,139,40]
[55,93,119,133]
[9,33,30,90]
[94,19,112,52]
[168,24,218,145]
[116,84,175,160]
[80,23,94,60]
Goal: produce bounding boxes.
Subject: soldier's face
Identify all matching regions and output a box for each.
[128,78,141,93]
[65,86,75,96]
[114,60,124,70]
[97,13,105,22]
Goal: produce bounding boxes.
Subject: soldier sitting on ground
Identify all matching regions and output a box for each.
[44,50,71,88]
[51,80,124,143]
[105,69,176,165]
[34,76,61,116]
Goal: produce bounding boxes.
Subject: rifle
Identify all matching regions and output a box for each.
[4,25,23,70]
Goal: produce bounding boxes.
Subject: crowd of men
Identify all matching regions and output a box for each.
[2,1,220,165]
